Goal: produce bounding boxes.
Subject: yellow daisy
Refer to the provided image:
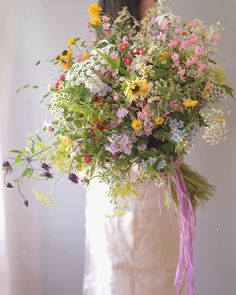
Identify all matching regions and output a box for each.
[88,3,102,16]
[132,119,143,131]
[124,78,151,102]
[59,49,73,62]
[155,116,165,125]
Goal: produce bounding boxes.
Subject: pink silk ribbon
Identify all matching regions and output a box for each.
[168,158,197,295]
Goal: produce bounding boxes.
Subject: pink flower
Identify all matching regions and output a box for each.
[161,22,169,32]
[186,58,197,67]
[172,53,180,67]
[59,74,65,81]
[180,40,189,50]
[190,33,198,44]
[102,15,109,21]
[198,63,206,72]
[212,33,221,43]
[195,46,204,56]
[157,32,167,41]
[169,100,179,111]
[178,68,186,76]
[175,27,182,35]
[170,39,179,48]
[122,36,129,43]
[113,95,120,101]
[102,23,110,30]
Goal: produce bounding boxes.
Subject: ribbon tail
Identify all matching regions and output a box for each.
[173,169,196,295]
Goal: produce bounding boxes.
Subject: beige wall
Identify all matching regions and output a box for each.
[0,0,235,295]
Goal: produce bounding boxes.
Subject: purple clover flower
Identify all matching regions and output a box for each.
[2,161,11,168]
[41,163,51,171]
[68,173,79,184]
[44,171,53,179]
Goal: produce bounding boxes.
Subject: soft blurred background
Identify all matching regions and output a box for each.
[0,0,235,294]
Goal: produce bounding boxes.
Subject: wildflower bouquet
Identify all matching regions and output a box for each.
[3,1,233,295]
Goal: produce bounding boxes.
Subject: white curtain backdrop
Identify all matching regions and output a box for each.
[0,0,236,295]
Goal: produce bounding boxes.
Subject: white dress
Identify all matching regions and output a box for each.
[83,174,187,295]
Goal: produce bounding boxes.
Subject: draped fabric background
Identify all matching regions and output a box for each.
[0,0,236,295]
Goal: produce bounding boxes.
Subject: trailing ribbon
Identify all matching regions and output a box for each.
[168,158,196,295]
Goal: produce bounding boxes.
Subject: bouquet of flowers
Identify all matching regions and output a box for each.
[2,1,233,294]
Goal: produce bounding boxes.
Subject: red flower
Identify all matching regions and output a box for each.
[131,51,137,57]
[119,43,129,52]
[123,56,132,66]
[55,81,60,89]
[84,153,92,163]
[137,47,146,55]
[59,73,65,81]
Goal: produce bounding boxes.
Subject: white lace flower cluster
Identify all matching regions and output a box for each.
[202,108,227,145]
[66,45,115,96]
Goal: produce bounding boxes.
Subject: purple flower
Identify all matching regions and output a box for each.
[41,163,51,171]
[105,134,132,155]
[2,161,11,168]
[2,161,12,173]
[116,108,128,119]
[151,16,159,24]
[44,171,53,179]
[68,173,79,184]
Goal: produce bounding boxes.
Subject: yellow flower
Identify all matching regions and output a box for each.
[60,62,72,70]
[132,119,143,131]
[215,117,225,123]
[59,49,73,62]
[88,3,102,16]
[161,51,171,61]
[155,116,165,125]
[81,52,91,60]
[67,37,77,47]
[124,78,151,102]
[183,99,199,107]
[90,16,101,26]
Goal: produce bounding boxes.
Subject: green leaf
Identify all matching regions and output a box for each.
[22,168,33,178]
[96,50,130,77]
[10,149,22,154]
[35,60,41,66]
[15,154,23,165]
[36,135,43,142]
[221,84,234,98]
[32,85,39,89]
[85,142,95,154]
